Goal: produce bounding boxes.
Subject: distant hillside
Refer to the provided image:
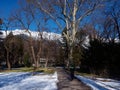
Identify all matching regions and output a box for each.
[0,29,90,48]
[0,29,61,40]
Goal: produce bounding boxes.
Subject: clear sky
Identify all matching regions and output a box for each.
[0,0,19,18]
[0,0,119,33]
[0,0,59,32]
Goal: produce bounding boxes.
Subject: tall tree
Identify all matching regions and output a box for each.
[28,0,104,68]
[2,18,13,69]
[12,1,49,69]
[4,32,14,69]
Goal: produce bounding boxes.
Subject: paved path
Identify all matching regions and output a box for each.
[57,68,92,90]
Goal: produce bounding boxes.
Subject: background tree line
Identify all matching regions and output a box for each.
[0,21,60,69]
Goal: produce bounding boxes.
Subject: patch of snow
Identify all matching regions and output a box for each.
[76,75,120,90]
[95,78,120,90]
[76,75,108,90]
[0,72,58,90]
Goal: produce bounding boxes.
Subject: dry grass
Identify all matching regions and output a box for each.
[1,67,55,74]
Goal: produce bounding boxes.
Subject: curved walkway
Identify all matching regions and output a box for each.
[57,68,92,90]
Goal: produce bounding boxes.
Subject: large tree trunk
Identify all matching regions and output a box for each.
[67,0,77,69]
[4,31,11,70]
[45,58,49,69]
[29,31,41,69]
[69,45,75,80]
[31,46,37,67]
[36,57,40,68]
[36,41,42,68]
[31,45,37,75]
[28,32,38,69]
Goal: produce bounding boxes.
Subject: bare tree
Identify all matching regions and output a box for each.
[44,38,56,69]
[2,18,13,69]
[11,1,49,71]
[11,5,39,69]
[28,0,103,68]
[105,1,120,40]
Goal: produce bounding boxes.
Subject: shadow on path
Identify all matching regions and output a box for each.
[56,68,92,90]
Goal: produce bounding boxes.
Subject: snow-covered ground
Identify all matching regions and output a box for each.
[0,72,58,90]
[76,75,120,90]
[1,71,120,90]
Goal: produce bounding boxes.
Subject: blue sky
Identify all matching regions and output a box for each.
[0,0,60,32]
[0,0,119,33]
[0,0,105,32]
[0,0,19,18]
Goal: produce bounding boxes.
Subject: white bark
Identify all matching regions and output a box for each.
[29,0,101,67]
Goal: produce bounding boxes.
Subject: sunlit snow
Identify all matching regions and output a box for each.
[76,75,120,90]
[0,72,58,90]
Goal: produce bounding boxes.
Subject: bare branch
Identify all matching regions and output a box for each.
[36,1,63,30]
[77,3,97,24]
